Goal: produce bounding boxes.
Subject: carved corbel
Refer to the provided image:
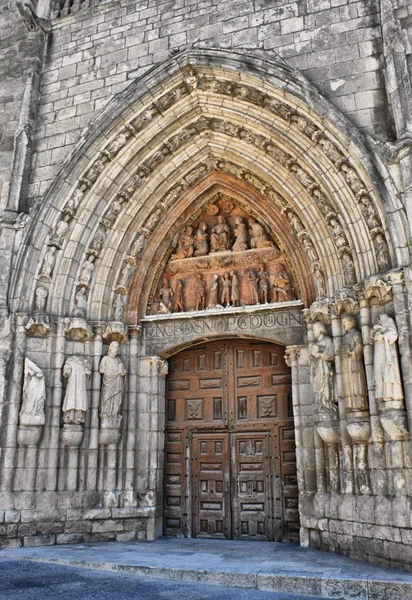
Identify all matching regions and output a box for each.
[307,299,333,325]
[24,314,50,337]
[103,321,127,344]
[65,318,93,341]
[333,287,360,316]
[284,346,300,368]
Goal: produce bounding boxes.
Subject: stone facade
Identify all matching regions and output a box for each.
[1,0,412,572]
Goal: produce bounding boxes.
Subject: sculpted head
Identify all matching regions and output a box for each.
[108,341,120,357]
[342,314,356,333]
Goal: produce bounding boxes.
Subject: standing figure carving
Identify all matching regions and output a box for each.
[374,234,391,272]
[249,218,273,249]
[40,246,57,279]
[62,356,91,424]
[112,293,124,321]
[194,274,207,310]
[309,322,337,414]
[174,280,184,312]
[221,272,231,307]
[79,255,95,287]
[342,251,356,285]
[232,216,248,251]
[258,266,270,304]
[159,278,174,313]
[248,270,260,305]
[371,315,404,405]
[99,341,126,426]
[194,222,209,256]
[230,271,240,307]
[19,358,46,426]
[34,287,48,313]
[210,216,231,252]
[340,315,368,411]
[50,214,71,247]
[272,265,293,302]
[208,275,219,309]
[75,286,87,316]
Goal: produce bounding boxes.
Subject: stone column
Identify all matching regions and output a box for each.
[1,314,27,491]
[137,355,168,540]
[46,318,66,491]
[87,322,103,490]
[359,287,387,495]
[125,326,141,492]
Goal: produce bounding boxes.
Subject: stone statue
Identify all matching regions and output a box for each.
[249,218,273,249]
[90,228,106,255]
[221,272,231,307]
[208,275,219,309]
[302,237,318,262]
[171,226,195,259]
[230,271,240,307]
[232,216,248,251]
[78,255,95,287]
[313,265,327,298]
[99,341,126,424]
[342,251,356,285]
[290,163,315,188]
[258,266,270,304]
[248,270,260,305]
[272,265,294,302]
[159,278,174,312]
[341,164,365,195]
[309,322,337,413]
[194,222,209,256]
[318,137,342,163]
[62,356,91,425]
[374,234,391,271]
[118,262,133,289]
[287,211,305,234]
[34,286,48,313]
[40,246,57,279]
[75,286,87,316]
[329,217,348,250]
[210,216,231,252]
[19,358,46,426]
[112,293,124,321]
[50,214,70,247]
[194,274,207,310]
[174,280,184,312]
[360,197,380,229]
[371,315,404,405]
[341,315,368,411]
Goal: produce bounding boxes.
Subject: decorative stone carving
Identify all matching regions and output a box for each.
[62,356,91,425]
[19,358,46,426]
[221,272,231,307]
[230,271,240,307]
[312,264,327,298]
[364,276,392,305]
[208,275,219,309]
[65,318,93,341]
[248,270,260,305]
[302,236,319,263]
[211,216,231,252]
[194,222,209,256]
[272,264,294,303]
[371,315,408,439]
[329,217,349,251]
[341,315,368,412]
[34,287,48,313]
[112,293,125,322]
[103,321,127,344]
[232,216,248,251]
[249,218,273,249]
[39,246,57,280]
[194,274,207,310]
[171,227,195,259]
[25,314,51,337]
[341,163,366,196]
[89,227,106,256]
[99,341,126,431]
[374,233,391,272]
[159,278,174,313]
[258,266,270,304]
[49,214,71,248]
[309,322,337,414]
[78,255,95,288]
[75,286,87,317]
[360,196,380,229]
[334,287,359,316]
[116,261,133,294]
[174,280,184,312]
[341,250,357,285]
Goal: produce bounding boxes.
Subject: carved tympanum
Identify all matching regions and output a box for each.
[150,198,297,314]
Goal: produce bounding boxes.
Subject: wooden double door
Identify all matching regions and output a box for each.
[164,340,299,541]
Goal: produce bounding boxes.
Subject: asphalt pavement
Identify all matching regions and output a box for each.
[0,557,327,600]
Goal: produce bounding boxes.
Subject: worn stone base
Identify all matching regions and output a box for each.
[0,491,157,548]
[301,492,412,572]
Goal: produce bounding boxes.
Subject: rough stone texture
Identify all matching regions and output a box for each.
[0,0,412,574]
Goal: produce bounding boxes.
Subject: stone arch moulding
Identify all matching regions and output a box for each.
[9,48,410,323]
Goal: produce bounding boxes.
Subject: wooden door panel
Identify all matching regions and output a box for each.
[231,431,273,540]
[192,433,230,539]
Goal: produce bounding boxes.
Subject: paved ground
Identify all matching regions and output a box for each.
[3,537,412,599]
[0,557,326,600]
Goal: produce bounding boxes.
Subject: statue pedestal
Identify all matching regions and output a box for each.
[346,412,371,443]
[100,417,122,446]
[17,425,43,447]
[379,406,408,440]
[61,424,84,448]
[315,412,340,444]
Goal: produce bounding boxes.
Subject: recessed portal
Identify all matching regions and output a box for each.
[164,339,299,541]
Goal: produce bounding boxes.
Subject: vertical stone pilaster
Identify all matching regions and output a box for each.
[87,322,103,491]
[1,314,26,491]
[46,318,66,491]
[137,355,168,540]
[125,326,141,491]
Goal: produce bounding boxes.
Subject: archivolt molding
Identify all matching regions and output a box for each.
[10,49,408,322]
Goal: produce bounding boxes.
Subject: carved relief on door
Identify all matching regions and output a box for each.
[163,339,299,541]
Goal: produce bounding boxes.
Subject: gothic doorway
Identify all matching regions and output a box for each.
[164,339,299,541]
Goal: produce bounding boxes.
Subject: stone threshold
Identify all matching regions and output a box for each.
[3,538,412,599]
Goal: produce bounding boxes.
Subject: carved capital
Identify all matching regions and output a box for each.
[129,325,142,340]
[387,269,404,287]
[151,357,168,377]
[307,300,333,325]
[284,345,300,367]
[103,321,127,344]
[65,318,93,341]
[364,276,392,305]
[333,287,360,316]
[92,321,105,338]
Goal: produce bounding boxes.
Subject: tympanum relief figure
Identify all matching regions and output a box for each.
[194,274,207,310]
[171,226,195,259]
[249,218,273,249]
[174,280,184,312]
[230,270,240,307]
[208,275,220,309]
[340,315,368,412]
[62,356,91,425]
[258,266,270,304]
[159,278,174,313]
[248,270,260,305]
[194,222,209,256]
[309,322,337,414]
[99,341,127,428]
[232,216,248,251]
[211,216,231,252]
[19,358,46,426]
[221,272,231,307]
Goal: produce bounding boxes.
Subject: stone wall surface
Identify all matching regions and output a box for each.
[1,0,412,574]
